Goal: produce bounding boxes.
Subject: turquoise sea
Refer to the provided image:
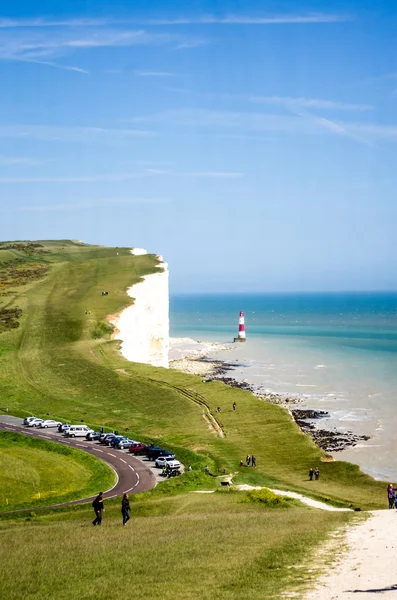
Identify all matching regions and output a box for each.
[170,293,397,481]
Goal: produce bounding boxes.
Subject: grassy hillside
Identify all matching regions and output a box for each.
[0,490,354,600]
[0,431,115,511]
[0,240,386,510]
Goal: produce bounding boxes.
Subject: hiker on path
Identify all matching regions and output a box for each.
[246,455,251,466]
[314,467,320,481]
[233,402,236,412]
[252,455,256,468]
[121,493,131,526]
[92,492,104,526]
[309,468,314,481]
[387,484,395,509]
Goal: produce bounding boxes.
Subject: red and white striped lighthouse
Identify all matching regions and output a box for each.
[234,310,246,343]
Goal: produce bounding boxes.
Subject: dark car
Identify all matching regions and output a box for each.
[86,431,101,441]
[146,445,176,461]
[100,433,116,445]
[58,423,71,433]
[110,436,127,448]
[129,443,147,455]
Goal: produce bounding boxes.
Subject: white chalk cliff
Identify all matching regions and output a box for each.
[111,249,169,368]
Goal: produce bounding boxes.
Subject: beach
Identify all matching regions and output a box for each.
[169,292,397,480]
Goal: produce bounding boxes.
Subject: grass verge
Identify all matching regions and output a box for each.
[0,431,116,511]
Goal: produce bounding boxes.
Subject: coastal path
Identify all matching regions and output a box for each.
[305,509,397,599]
[0,415,157,512]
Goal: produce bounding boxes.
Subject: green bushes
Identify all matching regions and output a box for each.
[244,488,291,507]
[91,320,114,339]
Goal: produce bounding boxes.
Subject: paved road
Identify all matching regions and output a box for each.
[0,415,157,512]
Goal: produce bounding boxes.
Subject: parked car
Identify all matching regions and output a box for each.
[24,416,37,426]
[115,438,135,450]
[66,425,93,438]
[128,443,147,455]
[155,457,181,469]
[109,436,125,447]
[86,431,101,441]
[27,418,44,427]
[146,445,175,461]
[100,433,116,445]
[40,419,62,428]
[58,423,71,433]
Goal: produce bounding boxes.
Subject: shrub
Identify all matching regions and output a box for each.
[244,488,290,507]
[91,321,114,339]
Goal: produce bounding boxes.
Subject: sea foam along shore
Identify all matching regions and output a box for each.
[169,342,369,454]
[169,338,233,376]
[109,248,169,368]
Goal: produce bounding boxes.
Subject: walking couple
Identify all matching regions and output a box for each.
[92,492,131,526]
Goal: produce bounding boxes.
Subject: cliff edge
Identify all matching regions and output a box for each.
[111,249,169,368]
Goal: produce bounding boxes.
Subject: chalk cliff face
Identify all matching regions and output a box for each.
[111,252,169,368]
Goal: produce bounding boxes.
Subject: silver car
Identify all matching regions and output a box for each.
[27,418,44,427]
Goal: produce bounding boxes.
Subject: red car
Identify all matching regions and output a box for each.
[128,443,147,455]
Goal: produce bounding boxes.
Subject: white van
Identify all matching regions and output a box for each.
[66,425,93,438]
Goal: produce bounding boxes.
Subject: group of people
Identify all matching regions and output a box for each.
[92,492,131,527]
[309,467,320,481]
[240,454,257,468]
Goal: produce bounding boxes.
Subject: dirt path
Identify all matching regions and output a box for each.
[305,509,397,599]
[235,484,351,512]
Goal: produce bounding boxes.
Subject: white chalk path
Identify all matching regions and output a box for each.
[305,509,397,599]
[235,484,351,512]
[195,483,351,512]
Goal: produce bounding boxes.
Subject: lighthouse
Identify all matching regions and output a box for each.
[233,310,246,343]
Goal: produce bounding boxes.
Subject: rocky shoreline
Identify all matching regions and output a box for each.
[169,355,371,454]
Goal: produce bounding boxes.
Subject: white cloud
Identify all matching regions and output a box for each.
[0,155,50,165]
[144,13,348,25]
[130,107,397,145]
[134,70,176,77]
[251,95,373,111]
[0,173,157,183]
[0,14,348,28]
[0,124,155,141]
[0,26,204,72]
[18,197,168,211]
[0,168,243,184]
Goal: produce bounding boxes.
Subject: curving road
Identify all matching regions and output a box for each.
[0,416,157,512]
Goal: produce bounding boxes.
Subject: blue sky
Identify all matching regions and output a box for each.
[1,0,396,292]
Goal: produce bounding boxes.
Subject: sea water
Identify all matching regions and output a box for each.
[170,293,397,481]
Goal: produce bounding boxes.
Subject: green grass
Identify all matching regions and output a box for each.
[0,490,354,600]
[0,240,387,510]
[0,431,116,511]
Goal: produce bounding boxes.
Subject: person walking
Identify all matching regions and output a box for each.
[233,402,236,412]
[246,455,251,466]
[92,492,104,526]
[309,468,314,481]
[314,467,320,481]
[387,484,394,509]
[251,455,256,468]
[121,493,131,526]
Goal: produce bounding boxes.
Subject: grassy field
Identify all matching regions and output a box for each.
[0,239,386,598]
[0,489,354,600]
[0,431,116,511]
[0,240,387,510]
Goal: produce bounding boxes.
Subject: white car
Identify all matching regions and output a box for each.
[27,418,44,427]
[155,457,181,470]
[39,419,62,428]
[23,416,37,426]
[66,425,94,438]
